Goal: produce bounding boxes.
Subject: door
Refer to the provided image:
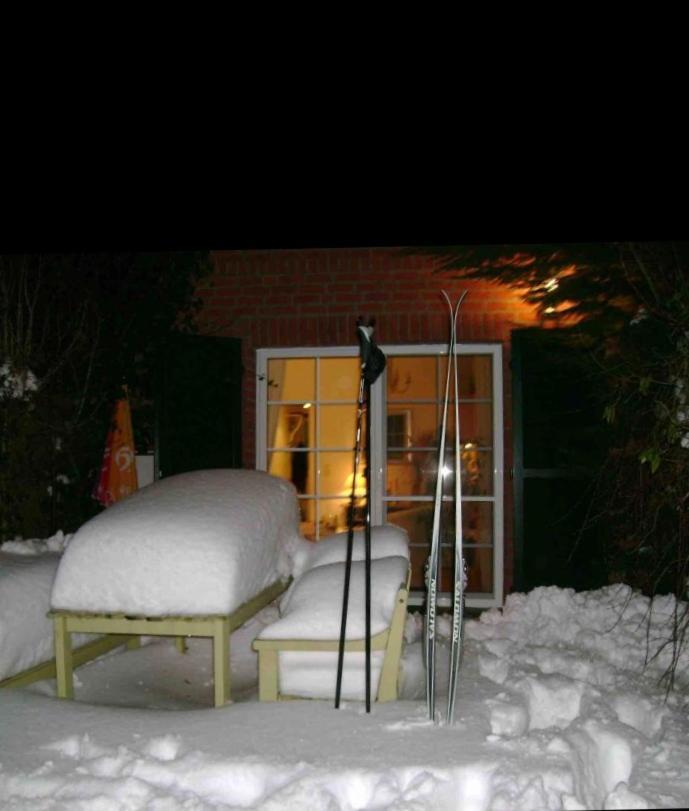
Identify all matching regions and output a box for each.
[512,328,609,592]
[156,334,242,478]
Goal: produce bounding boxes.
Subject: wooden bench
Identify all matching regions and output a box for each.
[253,567,410,702]
[49,577,290,707]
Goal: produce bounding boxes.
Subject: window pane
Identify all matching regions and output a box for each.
[439,355,493,399]
[267,451,314,495]
[440,451,493,496]
[446,403,493,447]
[387,451,438,497]
[461,501,493,545]
[464,546,493,594]
[387,356,438,401]
[386,500,492,548]
[459,355,493,398]
[320,357,360,400]
[320,451,362,496]
[386,500,434,544]
[409,545,430,590]
[267,405,313,448]
[320,404,363,448]
[387,404,439,449]
[267,358,315,402]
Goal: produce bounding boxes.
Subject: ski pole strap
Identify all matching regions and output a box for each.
[356,317,386,385]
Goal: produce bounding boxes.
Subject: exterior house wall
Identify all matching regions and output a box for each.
[197,248,539,595]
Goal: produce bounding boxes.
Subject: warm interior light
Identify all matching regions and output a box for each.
[303,402,312,409]
[544,306,556,314]
[343,471,367,497]
[441,464,453,478]
[544,277,559,291]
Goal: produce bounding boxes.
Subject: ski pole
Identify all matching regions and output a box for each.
[334,368,366,709]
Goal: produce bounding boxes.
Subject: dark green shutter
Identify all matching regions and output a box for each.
[512,328,609,592]
[156,334,242,478]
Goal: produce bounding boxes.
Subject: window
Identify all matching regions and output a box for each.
[256,344,503,609]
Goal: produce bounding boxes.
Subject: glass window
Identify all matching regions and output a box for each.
[257,345,503,609]
[383,348,502,604]
[263,355,364,541]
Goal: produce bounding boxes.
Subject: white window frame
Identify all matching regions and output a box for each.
[256,343,504,610]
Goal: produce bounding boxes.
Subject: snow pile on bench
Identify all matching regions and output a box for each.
[293,523,409,577]
[51,470,303,617]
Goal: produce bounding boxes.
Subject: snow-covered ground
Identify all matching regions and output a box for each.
[2,536,689,809]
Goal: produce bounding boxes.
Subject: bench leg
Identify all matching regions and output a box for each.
[377,591,408,702]
[54,616,74,699]
[257,649,279,701]
[126,636,141,651]
[212,617,231,707]
[175,636,188,654]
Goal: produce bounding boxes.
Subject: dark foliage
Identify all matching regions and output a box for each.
[418,241,689,690]
[0,252,212,540]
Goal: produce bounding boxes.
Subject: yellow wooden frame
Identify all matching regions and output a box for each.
[48,577,290,708]
[0,634,141,691]
[253,567,410,702]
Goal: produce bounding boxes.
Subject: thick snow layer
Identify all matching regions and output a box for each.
[3,537,689,809]
[50,470,304,616]
[292,524,410,578]
[0,532,96,682]
[261,556,409,641]
[467,583,689,687]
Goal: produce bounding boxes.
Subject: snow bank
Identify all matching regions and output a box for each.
[467,583,689,685]
[3,571,689,809]
[51,470,304,617]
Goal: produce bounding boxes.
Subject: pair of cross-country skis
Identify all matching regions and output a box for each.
[425,290,468,725]
[334,292,467,723]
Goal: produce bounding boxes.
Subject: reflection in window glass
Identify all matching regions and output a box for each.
[267,404,312,449]
[446,403,493,447]
[267,451,315,495]
[267,358,315,402]
[320,450,361,496]
[439,355,493,398]
[384,349,497,598]
[320,404,362,448]
[387,356,437,400]
[318,498,355,536]
[437,451,493,497]
[387,404,438,449]
[320,357,360,400]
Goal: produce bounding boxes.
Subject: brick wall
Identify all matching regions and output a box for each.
[198,247,539,594]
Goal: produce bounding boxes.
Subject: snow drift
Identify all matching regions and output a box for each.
[50,470,304,617]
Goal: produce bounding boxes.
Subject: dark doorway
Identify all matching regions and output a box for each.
[512,328,609,593]
[156,334,242,478]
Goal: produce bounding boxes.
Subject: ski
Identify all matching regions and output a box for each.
[424,291,456,722]
[447,290,468,724]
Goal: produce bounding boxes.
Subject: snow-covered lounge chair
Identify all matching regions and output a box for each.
[48,470,303,707]
[253,525,411,703]
[0,537,129,691]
